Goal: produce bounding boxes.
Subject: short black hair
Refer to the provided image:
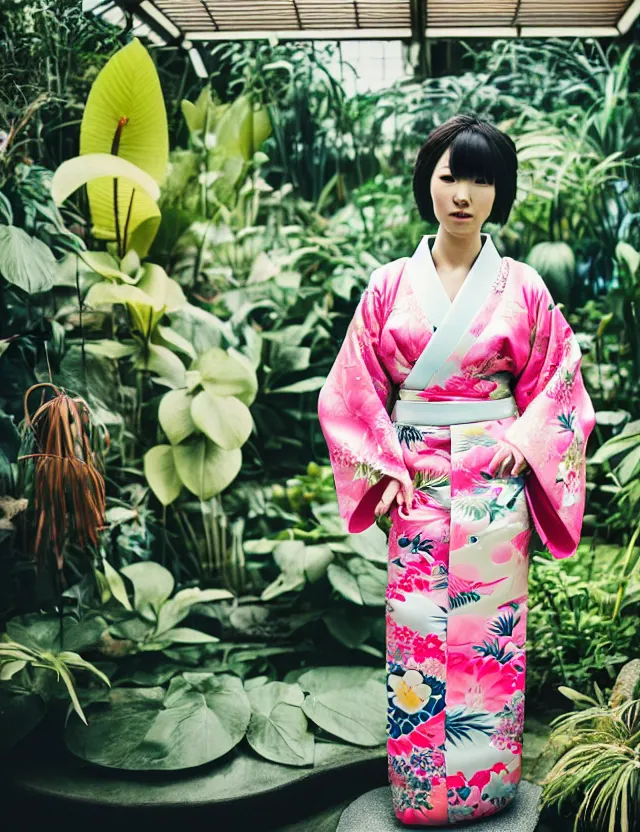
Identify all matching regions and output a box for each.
[412,113,518,226]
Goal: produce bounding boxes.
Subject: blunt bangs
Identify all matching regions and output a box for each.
[447,130,497,187]
[412,113,518,226]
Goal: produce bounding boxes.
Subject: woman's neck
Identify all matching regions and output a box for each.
[429,231,485,277]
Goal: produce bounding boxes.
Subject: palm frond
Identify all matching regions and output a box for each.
[445,707,495,746]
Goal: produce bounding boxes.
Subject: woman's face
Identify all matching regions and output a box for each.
[429,146,496,237]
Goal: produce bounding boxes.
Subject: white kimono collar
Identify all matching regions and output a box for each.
[402,231,504,391]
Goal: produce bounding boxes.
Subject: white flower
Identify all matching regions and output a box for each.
[388,669,432,714]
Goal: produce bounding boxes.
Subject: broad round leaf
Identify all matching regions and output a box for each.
[155,324,196,360]
[195,347,258,406]
[168,302,227,356]
[65,674,251,770]
[144,444,182,506]
[173,437,241,500]
[246,682,314,766]
[298,667,387,747]
[327,563,363,605]
[348,558,387,607]
[0,226,57,294]
[137,344,187,389]
[303,544,334,583]
[348,524,388,564]
[120,561,175,616]
[158,389,196,444]
[136,263,185,313]
[190,390,253,450]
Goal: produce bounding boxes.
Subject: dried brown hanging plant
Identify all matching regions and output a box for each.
[19,383,109,571]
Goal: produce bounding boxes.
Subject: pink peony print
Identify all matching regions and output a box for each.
[447,654,524,710]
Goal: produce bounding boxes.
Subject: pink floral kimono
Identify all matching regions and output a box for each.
[317,232,596,825]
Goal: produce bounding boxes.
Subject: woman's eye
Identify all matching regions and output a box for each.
[440,175,488,184]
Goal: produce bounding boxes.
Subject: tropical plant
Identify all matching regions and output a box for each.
[539,660,640,832]
[0,610,110,751]
[0,635,109,727]
[95,560,233,653]
[525,544,639,701]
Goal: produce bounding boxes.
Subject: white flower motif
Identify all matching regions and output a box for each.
[388,669,432,714]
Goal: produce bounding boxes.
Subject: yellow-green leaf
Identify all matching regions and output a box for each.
[144,444,182,506]
[80,251,143,285]
[190,390,253,450]
[79,38,168,255]
[159,389,196,444]
[195,347,258,406]
[51,153,160,206]
[173,437,241,500]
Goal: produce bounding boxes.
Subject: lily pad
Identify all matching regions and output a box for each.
[246,681,314,767]
[65,672,251,770]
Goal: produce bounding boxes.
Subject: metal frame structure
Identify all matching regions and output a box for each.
[97,1,640,41]
[86,0,640,80]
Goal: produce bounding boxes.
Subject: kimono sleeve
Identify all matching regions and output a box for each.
[317,272,413,534]
[504,275,596,559]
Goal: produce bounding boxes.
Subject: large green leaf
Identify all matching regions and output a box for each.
[84,280,157,311]
[136,343,186,389]
[327,564,363,606]
[79,38,168,255]
[51,153,160,207]
[6,613,106,654]
[167,302,228,356]
[195,347,258,407]
[190,390,253,450]
[348,524,389,565]
[246,682,314,767]
[80,251,143,285]
[85,265,185,343]
[173,437,241,500]
[158,389,196,444]
[298,667,387,746]
[144,444,182,506]
[0,226,57,294]
[155,587,234,635]
[136,263,185,314]
[65,673,251,770]
[216,95,272,161]
[120,562,174,618]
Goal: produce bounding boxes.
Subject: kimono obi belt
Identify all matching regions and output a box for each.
[390,395,518,426]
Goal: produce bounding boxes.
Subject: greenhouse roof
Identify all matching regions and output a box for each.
[99,0,639,41]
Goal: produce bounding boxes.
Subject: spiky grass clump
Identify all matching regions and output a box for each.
[540,697,640,832]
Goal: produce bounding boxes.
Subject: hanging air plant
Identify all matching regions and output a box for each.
[19,383,109,571]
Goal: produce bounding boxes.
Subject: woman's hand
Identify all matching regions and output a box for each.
[486,439,530,477]
[375,478,414,518]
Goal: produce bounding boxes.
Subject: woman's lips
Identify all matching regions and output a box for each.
[450,213,472,220]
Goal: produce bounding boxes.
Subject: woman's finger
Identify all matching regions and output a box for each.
[497,452,514,477]
[375,480,401,516]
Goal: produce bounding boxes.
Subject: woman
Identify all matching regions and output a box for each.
[317,113,596,826]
